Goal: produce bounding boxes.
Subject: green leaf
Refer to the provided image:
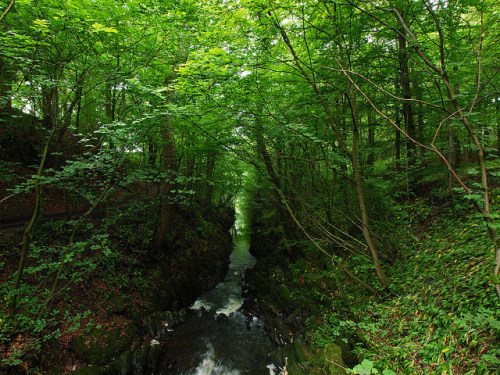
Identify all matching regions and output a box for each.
[467,168,479,175]
[352,359,376,375]
[32,19,50,34]
[91,23,118,34]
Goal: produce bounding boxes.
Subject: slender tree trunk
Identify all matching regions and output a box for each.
[397,19,416,167]
[394,76,402,172]
[148,136,158,167]
[105,84,116,152]
[204,153,216,206]
[448,123,455,191]
[74,95,82,133]
[0,55,13,118]
[496,98,499,158]
[184,133,196,180]
[42,83,59,130]
[414,82,425,161]
[348,86,390,287]
[152,119,177,253]
[9,131,54,317]
[367,111,375,167]
[448,66,461,190]
[395,113,401,171]
[497,119,500,159]
[62,78,84,132]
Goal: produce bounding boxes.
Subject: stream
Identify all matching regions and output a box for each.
[149,233,277,375]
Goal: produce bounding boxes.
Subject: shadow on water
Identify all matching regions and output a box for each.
[151,234,277,375]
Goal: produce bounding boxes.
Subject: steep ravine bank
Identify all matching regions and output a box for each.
[145,234,276,374]
[243,227,359,375]
[72,220,278,374]
[68,205,236,375]
[0,203,235,374]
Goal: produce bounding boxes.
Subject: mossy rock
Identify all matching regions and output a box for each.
[130,345,150,371]
[293,339,310,364]
[336,337,358,367]
[144,311,170,337]
[287,361,305,375]
[324,343,347,375]
[71,323,139,366]
[107,295,126,314]
[271,340,321,374]
[71,366,101,375]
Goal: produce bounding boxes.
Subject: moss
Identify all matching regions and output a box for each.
[293,339,310,364]
[309,369,324,375]
[287,361,305,375]
[71,324,139,366]
[71,366,101,375]
[324,343,347,375]
[308,345,326,368]
[335,337,358,367]
[107,295,126,314]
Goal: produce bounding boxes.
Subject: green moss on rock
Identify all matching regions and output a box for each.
[71,366,101,375]
[324,343,347,375]
[107,295,126,314]
[71,324,139,366]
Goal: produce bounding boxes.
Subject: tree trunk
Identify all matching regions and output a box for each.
[367,111,375,167]
[204,153,216,206]
[448,66,460,190]
[105,84,116,151]
[397,21,416,167]
[9,131,54,317]
[496,98,499,158]
[0,55,13,118]
[152,119,177,253]
[255,127,295,259]
[414,82,425,161]
[395,113,401,171]
[148,136,158,167]
[348,86,390,288]
[448,123,455,191]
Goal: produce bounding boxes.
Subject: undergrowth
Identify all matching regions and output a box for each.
[0,204,156,371]
[293,199,500,374]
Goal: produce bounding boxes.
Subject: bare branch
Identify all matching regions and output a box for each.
[0,0,15,24]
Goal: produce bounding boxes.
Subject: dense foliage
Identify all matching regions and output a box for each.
[0,0,498,373]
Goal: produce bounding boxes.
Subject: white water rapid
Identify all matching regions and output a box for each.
[151,234,277,375]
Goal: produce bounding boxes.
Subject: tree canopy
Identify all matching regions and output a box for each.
[0,0,499,372]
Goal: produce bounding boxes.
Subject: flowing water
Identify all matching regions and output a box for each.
[151,234,277,375]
